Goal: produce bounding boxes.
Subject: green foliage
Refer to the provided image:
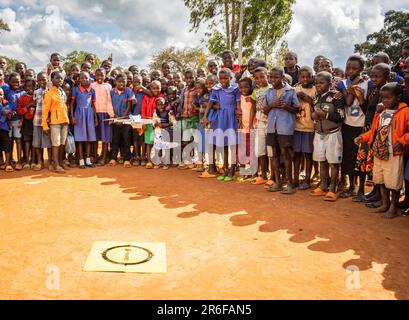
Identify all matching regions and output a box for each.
[354,10,409,64]
[149,46,208,72]
[62,50,102,73]
[1,56,19,72]
[184,0,295,63]
[270,40,289,67]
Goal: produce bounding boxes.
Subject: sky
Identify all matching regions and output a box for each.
[0,0,408,71]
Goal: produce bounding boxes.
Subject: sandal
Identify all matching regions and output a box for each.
[217,175,226,181]
[162,165,169,170]
[298,181,311,190]
[352,194,366,202]
[199,171,217,178]
[263,179,274,189]
[146,162,153,169]
[55,165,65,174]
[5,165,14,172]
[281,185,296,195]
[339,189,354,199]
[108,159,117,167]
[32,163,42,171]
[268,183,283,192]
[79,164,86,169]
[23,163,30,170]
[251,177,268,185]
[323,192,338,202]
[123,161,132,168]
[366,201,382,209]
[310,187,327,196]
[15,163,23,171]
[223,176,234,182]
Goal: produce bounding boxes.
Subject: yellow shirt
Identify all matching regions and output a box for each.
[294,84,317,132]
[42,86,69,130]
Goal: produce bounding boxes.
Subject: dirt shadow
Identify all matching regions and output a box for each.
[3,166,409,299]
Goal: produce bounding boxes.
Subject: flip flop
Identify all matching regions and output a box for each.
[199,171,217,178]
[298,181,311,190]
[339,189,354,199]
[251,177,267,185]
[268,183,283,192]
[366,201,382,209]
[217,175,226,181]
[145,162,153,169]
[281,185,296,195]
[123,161,132,168]
[223,176,234,182]
[352,194,366,202]
[323,192,338,202]
[162,165,169,170]
[55,165,65,174]
[310,187,327,196]
[263,179,274,188]
[5,165,13,172]
[108,160,117,167]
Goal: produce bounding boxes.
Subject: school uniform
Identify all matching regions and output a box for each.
[72,85,97,142]
[0,99,12,153]
[91,82,114,143]
[141,93,164,145]
[313,90,345,164]
[263,83,300,157]
[110,87,135,161]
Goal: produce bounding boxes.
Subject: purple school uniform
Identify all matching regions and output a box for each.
[209,83,240,147]
[72,85,96,142]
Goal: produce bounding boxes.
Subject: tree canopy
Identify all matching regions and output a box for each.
[354,10,409,64]
[184,0,295,62]
[149,46,208,72]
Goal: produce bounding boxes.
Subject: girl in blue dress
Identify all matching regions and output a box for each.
[71,71,98,168]
[204,68,240,182]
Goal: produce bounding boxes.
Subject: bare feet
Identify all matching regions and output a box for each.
[383,207,399,219]
[375,204,389,213]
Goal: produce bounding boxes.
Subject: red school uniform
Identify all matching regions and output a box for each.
[141,93,165,119]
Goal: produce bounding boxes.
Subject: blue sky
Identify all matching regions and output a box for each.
[0,0,408,71]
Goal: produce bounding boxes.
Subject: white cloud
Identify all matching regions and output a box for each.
[0,0,408,72]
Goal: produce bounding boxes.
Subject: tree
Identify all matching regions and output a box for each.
[270,40,289,67]
[62,50,102,73]
[184,0,295,62]
[0,19,10,32]
[149,46,208,72]
[1,56,19,71]
[354,10,409,64]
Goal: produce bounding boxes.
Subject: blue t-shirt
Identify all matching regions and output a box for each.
[132,91,145,116]
[110,87,135,117]
[3,86,26,121]
[263,83,300,135]
[0,99,12,132]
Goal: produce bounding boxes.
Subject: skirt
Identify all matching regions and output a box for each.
[74,107,96,142]
[95,113,112,143]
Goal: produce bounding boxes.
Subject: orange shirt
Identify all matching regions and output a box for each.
[42,86,69,130]
[240,95,256,133]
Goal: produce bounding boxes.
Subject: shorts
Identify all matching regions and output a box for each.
[254,123,267,157]
[132,128,144,144]
[8,119,22,139]
[313,130,343,164]
[50,123,68,147]
[373,155,403,190]
[0,130,11,152]
[33,126,51,149]
[293,131,314,154]
[266,133,293,157]
[181,116,199,142]
[144,124,154,145]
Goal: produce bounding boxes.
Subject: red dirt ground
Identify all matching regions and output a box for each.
[1,166,409,299]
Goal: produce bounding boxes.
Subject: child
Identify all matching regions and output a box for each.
[0,69,7,88]
[193,78,209,172]
[152,97,174,169]
[263,67,300,194]
[129,65,139,77]
[71,72,98,168]
[204,68,240,182]
[17,78,36,169]
[179,68,198,169]
[310,71,345,201]
[131,75,145,166]
[32,72,52,171]
[294,66,317,190]
[0,88,13,172]
[250,67,272,185]
[26,69,36,79]
[199,74,219,178]
[313,55,326,74]
[337,54,368,198]
[141,80,164,169]
[197,68,207,78]
[161,62,171,78]
[355,63,391,204]
[333,68,345,79]
[109,73,135,168]
[42,71,70,173]
[4,72,25,170]
[237,77,256,180]
[125,71,134,88]
[45,53,65,87]
[393,38,409,78]
[150,70,162,82]
[221,50,240,74]
[15,62,27,83]
[355,83,409,218]
[207,59,219,76]
[371,52,403,84]
[91,68,114,166]
[64,63,81,87]
[284,51,300,86]
[81,62,93,80]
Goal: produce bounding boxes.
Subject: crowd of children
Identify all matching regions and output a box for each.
[1,38,409,218]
